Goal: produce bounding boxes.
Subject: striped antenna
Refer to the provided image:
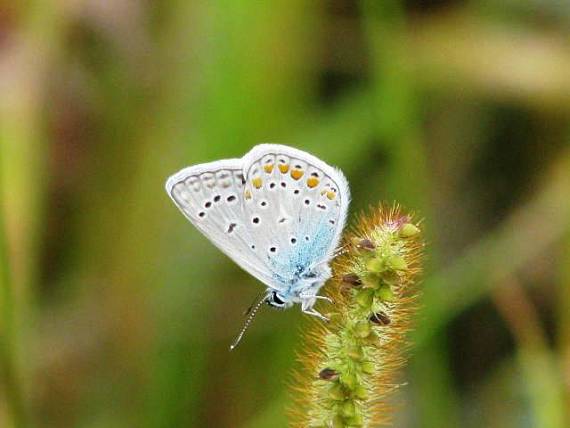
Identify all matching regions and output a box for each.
[229,293,267,350]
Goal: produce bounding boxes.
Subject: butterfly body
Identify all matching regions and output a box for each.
[165,144,349,320]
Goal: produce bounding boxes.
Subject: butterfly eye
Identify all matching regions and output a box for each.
[267,291,286,308]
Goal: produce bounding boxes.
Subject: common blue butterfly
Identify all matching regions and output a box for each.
[165,144,350,348]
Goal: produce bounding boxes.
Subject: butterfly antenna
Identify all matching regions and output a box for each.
[230,294,268,351]
[243,290,266,316]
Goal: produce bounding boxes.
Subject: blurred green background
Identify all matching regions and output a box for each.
[1,1,570,427]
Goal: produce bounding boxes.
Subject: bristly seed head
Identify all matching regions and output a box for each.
[288,203,424,428]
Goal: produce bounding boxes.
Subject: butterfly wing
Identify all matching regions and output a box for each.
[240,144,350,285]
[165,158,277,287]
[166,144,350,291]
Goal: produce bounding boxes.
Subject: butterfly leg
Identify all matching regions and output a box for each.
[313,295,333,304]
[302,307,329,322]
[299,291,333,305]
[300,297,329,322]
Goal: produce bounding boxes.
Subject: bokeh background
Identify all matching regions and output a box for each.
[1,1,570,427]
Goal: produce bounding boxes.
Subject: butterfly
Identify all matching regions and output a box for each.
[165,144,350,348]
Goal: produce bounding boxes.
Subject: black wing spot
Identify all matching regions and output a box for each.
[294,189,300,195]
[304,199,311,205]
[198,212,206,218]
[227,195,237,202]
[269,246,277,253]
[278,217,287,224]
[305,235,310,241]
[269,182,276,189]
[280,182,286,188]
[290,237,297,244]
[260,200,267,207]
[205,201,212,208]
[311,172,319,177]
[227,223,237,233]
[329,219,336,225]
[251,244,256,250]
[253,217,260,224]
[317,204,327,210]
[213,195,221,203]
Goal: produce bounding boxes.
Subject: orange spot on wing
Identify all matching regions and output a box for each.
[263,164,274,173]
[252,177,262,189]
[326,191,336,200]
[290,169,304,180]
[278,164,290,173]
[244,189,252,199]
[307,177,319,188]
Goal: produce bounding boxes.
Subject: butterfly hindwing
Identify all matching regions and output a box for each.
[165,159,276,286]
[241,145,350,284]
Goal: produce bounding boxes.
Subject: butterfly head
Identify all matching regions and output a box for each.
[266,262,332,310]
